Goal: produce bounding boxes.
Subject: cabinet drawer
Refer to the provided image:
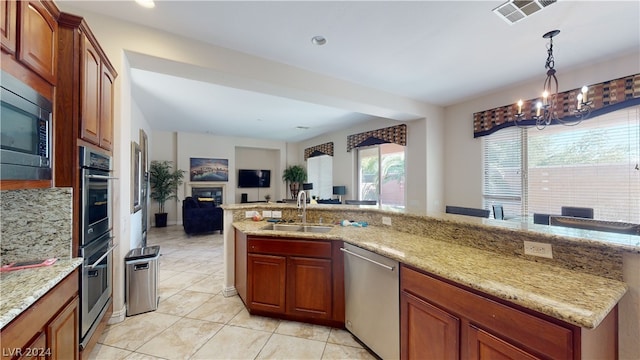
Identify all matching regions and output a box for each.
[248,237,331,258]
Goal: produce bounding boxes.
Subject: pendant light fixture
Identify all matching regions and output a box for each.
[514,30,592,129]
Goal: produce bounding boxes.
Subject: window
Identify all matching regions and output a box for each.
[357,143,405,208]
[482,127,523,217]
[483,106,640,222]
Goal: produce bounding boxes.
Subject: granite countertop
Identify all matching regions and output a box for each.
[0,258,83,329]
[234,220,628,329]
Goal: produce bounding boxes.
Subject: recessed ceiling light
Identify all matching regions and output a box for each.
[311,36,327,46]
[135,0,155,9]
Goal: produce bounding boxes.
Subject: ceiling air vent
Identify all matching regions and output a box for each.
[493,0,557,25]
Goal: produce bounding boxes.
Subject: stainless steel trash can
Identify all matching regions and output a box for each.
[125,245,160,316]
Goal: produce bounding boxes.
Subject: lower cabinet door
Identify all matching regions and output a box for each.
[18,332,47,360]
[47,296,79,360]
[287,256,332,319]
[467,325,540,360]
[401,291,459,360]
[247,253,286,313]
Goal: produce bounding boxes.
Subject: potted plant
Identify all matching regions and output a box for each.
[282,164,307,199]
[149,160,185,227]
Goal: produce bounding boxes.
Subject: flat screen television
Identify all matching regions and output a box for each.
[238,169,271,188]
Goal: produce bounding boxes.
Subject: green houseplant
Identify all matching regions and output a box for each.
[282,164,307,199]
[149,160,185,227]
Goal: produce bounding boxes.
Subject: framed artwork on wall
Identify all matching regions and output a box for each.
[140,129,148,175]
[131,141,142,213]
[190,158,229,182]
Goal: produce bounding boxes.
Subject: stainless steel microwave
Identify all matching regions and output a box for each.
[0,71,52,180]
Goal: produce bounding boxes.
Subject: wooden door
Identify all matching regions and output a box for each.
[287,256,332,319]
[401,291,459,360]
[47,297,79,360]
[18,0,56,84]
[80,35,101,146]
[467,325,540,360]
[247,253,286,314]
[99,64,114,151]
[16,332,47,360]
[1,0,17,54]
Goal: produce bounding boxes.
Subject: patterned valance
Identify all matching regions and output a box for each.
[347,124,407,152]
[304,142,334,160]
[473,73,640,138]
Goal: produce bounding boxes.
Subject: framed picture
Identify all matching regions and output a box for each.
[131,141,142,213]
[190,158,229,182]
[139,129,148,175]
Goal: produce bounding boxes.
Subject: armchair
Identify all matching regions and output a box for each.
[182,197,223,235]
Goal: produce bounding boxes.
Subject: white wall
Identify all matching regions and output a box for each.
[129,100,151,249]
[443,51,640,359]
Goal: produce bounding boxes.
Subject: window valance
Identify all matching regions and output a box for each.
[304,142,334,160]
[473,73,640,138]
[346,124,407,152]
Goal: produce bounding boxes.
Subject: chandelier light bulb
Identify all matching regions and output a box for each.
[581,86,589,103]
[517,100,523,114]
[536,101,542,117]
[577,93,583,110]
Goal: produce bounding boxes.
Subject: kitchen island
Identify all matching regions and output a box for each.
[223,203,638,358]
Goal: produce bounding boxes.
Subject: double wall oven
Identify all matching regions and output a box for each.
[79,146,117,349]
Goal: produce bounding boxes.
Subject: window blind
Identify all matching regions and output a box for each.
[482,126,523,218]
[526,106,640,222]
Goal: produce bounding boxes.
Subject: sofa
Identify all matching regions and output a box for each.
[182,197,223,235]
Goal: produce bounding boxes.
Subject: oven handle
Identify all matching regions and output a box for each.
[88,242,118,269]
[86,174,119,180]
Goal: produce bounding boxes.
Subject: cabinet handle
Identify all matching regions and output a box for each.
[340,248,395,271]
[89,243,118,269]
[87,174,119,180]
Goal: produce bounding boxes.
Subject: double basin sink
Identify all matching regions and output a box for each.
[261,223,333,233]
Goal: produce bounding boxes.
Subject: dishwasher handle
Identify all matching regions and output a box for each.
[340,247,395,271]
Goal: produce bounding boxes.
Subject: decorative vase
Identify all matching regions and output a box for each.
[290,183,300,199]
[155,213,168,227]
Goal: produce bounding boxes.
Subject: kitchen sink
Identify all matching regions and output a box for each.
[261,223,333,233]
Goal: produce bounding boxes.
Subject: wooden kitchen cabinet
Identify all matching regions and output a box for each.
[247,253,286,313]
[18,0,57,85]
[56,12,117,158]
[47,297,79,360]
[236,230,344,328]
[0,270,79,360]
[1,0,17,54]
[287,256,332,319]
[99,64,115,150]
[79,35,114,151]
[400,265,617,360]
[402,290,459,360]
[1,0,57,85]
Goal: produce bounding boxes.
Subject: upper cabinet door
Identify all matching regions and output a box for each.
[18,0,57,84]
[99,64,115,151]
[1,0,17,54]
[81,34,101,146]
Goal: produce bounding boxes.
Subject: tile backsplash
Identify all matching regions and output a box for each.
[1,188,73,265]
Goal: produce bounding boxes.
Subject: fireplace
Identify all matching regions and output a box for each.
[191,186,223,205]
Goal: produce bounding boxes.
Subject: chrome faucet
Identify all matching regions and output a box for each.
[297,190,307,224]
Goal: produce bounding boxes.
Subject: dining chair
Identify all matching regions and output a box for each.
[492,204,504,220]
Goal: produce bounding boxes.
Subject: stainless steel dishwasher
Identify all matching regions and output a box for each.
[341,243,399,360]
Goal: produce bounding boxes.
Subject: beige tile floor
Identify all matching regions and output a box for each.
[89,226,376,360]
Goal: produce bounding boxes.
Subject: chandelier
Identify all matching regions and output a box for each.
[514,30,592,129]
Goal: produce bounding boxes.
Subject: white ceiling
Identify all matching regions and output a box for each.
[58,1,640,142]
